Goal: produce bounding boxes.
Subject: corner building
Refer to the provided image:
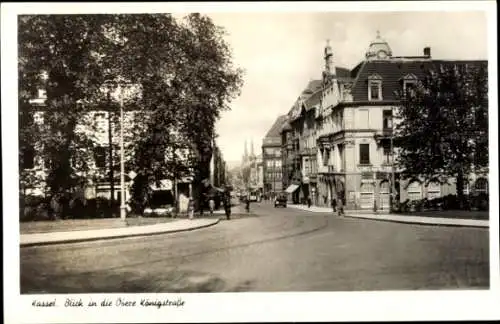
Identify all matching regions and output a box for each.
[291,33,488,209]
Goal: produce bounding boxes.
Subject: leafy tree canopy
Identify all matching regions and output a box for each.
[394,62,488,197]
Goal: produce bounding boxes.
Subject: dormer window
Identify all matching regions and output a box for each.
[402,74,418,96]
[368,74,383,101]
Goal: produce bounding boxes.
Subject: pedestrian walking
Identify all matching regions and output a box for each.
[245,194,251,213]
[209,198,215,216]
[223,191,231,220]
[337,197,345,216]
[331,197,337,213]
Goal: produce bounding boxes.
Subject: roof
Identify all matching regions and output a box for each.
[335,67,351,78]
[301,79,323,95]
[288,79,324,121]
[350,59,487,102]
[264,115,288,139]
[280,120,292,133]
[304,89,322,111]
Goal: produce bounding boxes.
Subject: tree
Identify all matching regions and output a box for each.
[394,62,488,204]
[108,14,243,210]
[18,15,112,198]
[18,14,243,214]
[176,14,243,207]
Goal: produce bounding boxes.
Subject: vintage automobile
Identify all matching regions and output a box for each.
[143,189,175,217]
[274,192,288,208]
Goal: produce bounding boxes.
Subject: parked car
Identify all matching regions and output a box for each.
[143,205,175,217]
[143,190,175,217]
[274,192,287,208]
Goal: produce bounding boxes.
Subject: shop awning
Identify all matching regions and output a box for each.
[285,184,300,193]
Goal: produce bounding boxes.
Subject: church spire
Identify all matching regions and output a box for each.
[250,138,254,157]
[244,140,248,161]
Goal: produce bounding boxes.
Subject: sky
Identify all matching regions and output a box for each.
[206,11,488,165]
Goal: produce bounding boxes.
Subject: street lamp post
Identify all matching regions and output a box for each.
[119,91,126,220]
[103,79,129,221]
[390,134,396,213]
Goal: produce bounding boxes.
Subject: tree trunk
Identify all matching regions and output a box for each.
[456,170,465,210]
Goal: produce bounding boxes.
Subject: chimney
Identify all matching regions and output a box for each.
[423,47,431,58]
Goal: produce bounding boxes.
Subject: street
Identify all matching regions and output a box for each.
[21,203,489,293]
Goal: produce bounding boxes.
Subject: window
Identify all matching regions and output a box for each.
[379,181,390,209]
[402,74,418,97]
[323,149,330,166]
[22,146,35,169]
[359,144,370,165]
[368,81,382,101]
[427,181,441,200]
[383,110,393,129]
[38,89,47,99]
[403,81,417,97]
[463,182,470,195]
[475,178,488,195]
[265,148,274,156]
[94,146,106,168]
[359,183,374,209]
[408,181,422,201]
[382,141,391,164]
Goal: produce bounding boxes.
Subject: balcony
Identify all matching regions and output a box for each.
[318,165,337,174]
[361,171,374,180]
[299,147,316,156]
[374,128,393,141]
[318,165,329,174]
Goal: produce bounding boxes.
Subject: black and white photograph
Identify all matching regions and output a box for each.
[2,1,499,323]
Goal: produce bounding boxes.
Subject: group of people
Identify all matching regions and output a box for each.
[200,189,233,220]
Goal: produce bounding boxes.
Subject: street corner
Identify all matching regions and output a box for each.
[20,217,221,248]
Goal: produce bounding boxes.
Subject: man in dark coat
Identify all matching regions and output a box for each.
[223,190,231,220]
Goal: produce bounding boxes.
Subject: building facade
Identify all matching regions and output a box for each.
[278,33,488,209]
[21,89,195,203]
[262,115,287,198]
[284,80,323,204]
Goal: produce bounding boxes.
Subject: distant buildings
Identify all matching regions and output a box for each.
[211,144,227,189]
[274,32,488,209]
[261,115,287,197]
[241,139,262,194]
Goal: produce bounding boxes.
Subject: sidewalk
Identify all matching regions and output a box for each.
[20,218,219,247]
[288,204,489,228]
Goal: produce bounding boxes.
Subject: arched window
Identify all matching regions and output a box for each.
[475,178,488,195]
[359,183,374,209]
[426,181,441,200]
[407,181,422,201]
[379,181,390,209]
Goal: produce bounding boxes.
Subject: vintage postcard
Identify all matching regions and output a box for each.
[2,1,499,323]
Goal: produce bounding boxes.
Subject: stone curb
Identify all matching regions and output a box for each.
[287,205,488,228]
[20,218,220,248]
[342,214,489,228]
